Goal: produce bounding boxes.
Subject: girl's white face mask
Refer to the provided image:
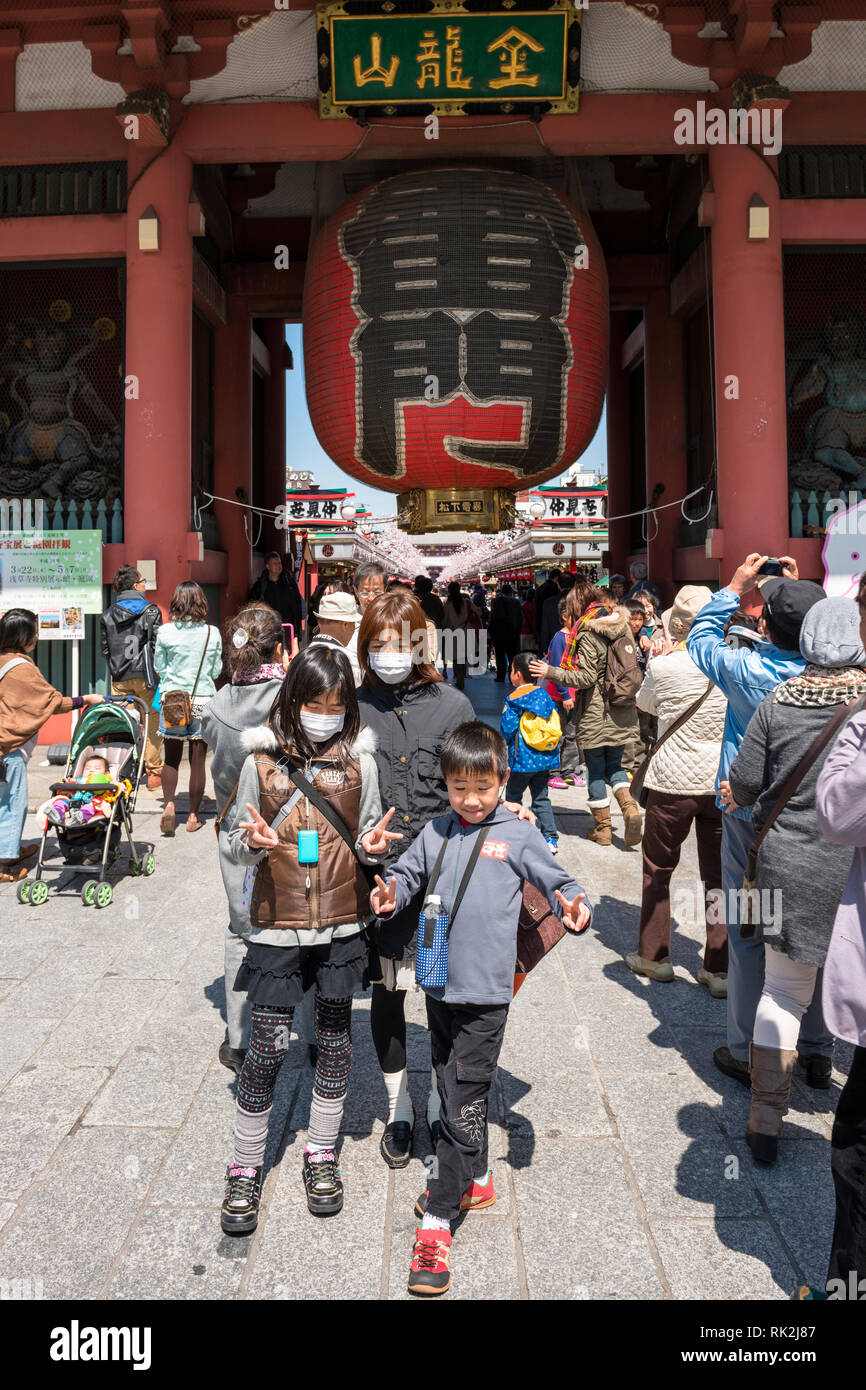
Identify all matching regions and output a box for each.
[299,709,345,742]
[369,651,413,684]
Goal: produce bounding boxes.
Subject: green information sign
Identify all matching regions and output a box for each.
[0,530,102,639]
[317,3,580,118]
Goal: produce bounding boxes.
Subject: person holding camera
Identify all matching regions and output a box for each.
[687,554,830,1087]
[0,609,102,881]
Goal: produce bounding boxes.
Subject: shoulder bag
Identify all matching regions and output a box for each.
[630,680,714,808]
[739,691,866,937]
[161,627,211,736]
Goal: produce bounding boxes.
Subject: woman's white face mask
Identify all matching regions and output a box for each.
[369,651,413,684]
[299,709,345,742]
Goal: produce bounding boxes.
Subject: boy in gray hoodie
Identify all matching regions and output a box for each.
[369,720,591,1297]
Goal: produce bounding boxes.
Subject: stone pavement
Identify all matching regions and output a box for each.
[0,673,844,1300]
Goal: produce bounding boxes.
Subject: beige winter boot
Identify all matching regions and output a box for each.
[614,784,643,847]
[746,1043,797,1165]
[585,803,612,845]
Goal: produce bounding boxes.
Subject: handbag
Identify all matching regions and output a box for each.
[630,680,714,808]
[415,823,490,987]
[160,628,211,735]
[740,691,866,938]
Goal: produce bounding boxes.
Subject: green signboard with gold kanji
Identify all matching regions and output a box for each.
[316,2,580,118]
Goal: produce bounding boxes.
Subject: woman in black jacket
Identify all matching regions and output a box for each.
[358,590,533,1168]
[357,591,474,1166]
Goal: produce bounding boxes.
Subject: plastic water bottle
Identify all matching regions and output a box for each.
[415,893,449,988]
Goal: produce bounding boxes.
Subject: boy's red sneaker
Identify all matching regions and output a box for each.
[408,1226,452,1296]
[414,1172,496,1218]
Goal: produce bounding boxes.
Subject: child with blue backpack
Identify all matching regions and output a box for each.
[500,650,563,854]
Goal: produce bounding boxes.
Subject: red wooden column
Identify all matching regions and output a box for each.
[124,142,195,612]
[644,286,687,603]
[605,310,631,577]
[213,298,253,619]
[708,144,789,566]
[260,318,287,558]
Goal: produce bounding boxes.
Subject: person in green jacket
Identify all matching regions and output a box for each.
[154,581,223,835]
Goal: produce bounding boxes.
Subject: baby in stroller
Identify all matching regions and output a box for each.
[42,754,114,828]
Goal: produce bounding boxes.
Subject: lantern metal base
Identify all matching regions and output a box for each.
[397,488,519,534]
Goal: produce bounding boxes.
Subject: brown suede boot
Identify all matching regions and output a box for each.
[746,1043,797,1165]
[585,804,612,845]
[614,784,643,847]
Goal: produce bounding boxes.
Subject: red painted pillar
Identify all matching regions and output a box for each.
[124,142,194,613]
[213,298,253,619]
[606,311,631,577]
[261,318,287,558]
[644,286,687,604]
[709,144,789,566]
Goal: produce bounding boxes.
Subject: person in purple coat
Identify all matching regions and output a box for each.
[814,571,866,1299]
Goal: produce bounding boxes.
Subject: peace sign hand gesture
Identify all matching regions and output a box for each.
[361,807,404,858]
[238,802,279,851]
[554,889,591,934]
[370,874,398,917]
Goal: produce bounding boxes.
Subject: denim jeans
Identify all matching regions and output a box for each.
[0,751,28,859]
[583,744,629,803]
[506,770,558,840]
[721,813,832,1063]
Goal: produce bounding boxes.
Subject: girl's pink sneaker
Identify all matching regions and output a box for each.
[548,775,568,789]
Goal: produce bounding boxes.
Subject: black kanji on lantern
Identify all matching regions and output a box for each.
[339,168,582,480]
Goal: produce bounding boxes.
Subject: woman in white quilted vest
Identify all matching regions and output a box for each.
[625,586,730,995]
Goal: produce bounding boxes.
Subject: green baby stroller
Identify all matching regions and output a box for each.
[18,696,155,909]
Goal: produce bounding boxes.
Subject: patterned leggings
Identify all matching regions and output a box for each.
[235,996,353,1161]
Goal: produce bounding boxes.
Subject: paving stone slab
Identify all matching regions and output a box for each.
[625,1133,764,1220]
[84,1017,219,1128]
[600,1072,724,1142]
[32,978,167,1068]
[511,1136,666,1300]
[107,1209,250,1301]
[0,1202,15,1234]
[245,1135,389,1301]
[0,1127,173,1299]
[650,1218,799,1300]
[0,1017,60,1088]
[0,1065,109,1196]
[0,958,103,1020]
[0,979,21,1003]
[579,1012,692,1074]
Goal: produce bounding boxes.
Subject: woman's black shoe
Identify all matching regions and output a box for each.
[797,1053,833,1089]
[218,1038,247,1075]
[302,1150,343,1215]
[220,1164,263,1234]
[380,1119,413,1168]
[746,1131,778,1165]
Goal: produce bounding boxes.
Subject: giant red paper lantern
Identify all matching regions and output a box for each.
[303,167,608,494]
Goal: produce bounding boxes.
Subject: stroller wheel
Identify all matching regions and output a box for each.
[95,883,113,909]
[29,881,48,905]
[143,853,155,876]
[81,881,97,907]
[16,881,31,904]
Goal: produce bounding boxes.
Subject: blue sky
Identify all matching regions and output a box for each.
[284,323,607,514]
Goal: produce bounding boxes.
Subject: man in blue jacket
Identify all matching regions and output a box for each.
[687,553,830,1086]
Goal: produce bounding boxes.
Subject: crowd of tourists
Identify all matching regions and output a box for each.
[0,548,863,1300]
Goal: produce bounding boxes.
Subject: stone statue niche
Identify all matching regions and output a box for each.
[788,306,866,493]
[0,308,121,504]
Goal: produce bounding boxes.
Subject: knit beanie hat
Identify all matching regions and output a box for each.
[799,596,866,668]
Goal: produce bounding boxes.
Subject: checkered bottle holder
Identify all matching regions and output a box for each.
[415,894,449,988]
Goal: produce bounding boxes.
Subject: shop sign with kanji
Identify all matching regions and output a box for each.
[277,493,355,527]
[526,490,607,523]
[316,1,580,118]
